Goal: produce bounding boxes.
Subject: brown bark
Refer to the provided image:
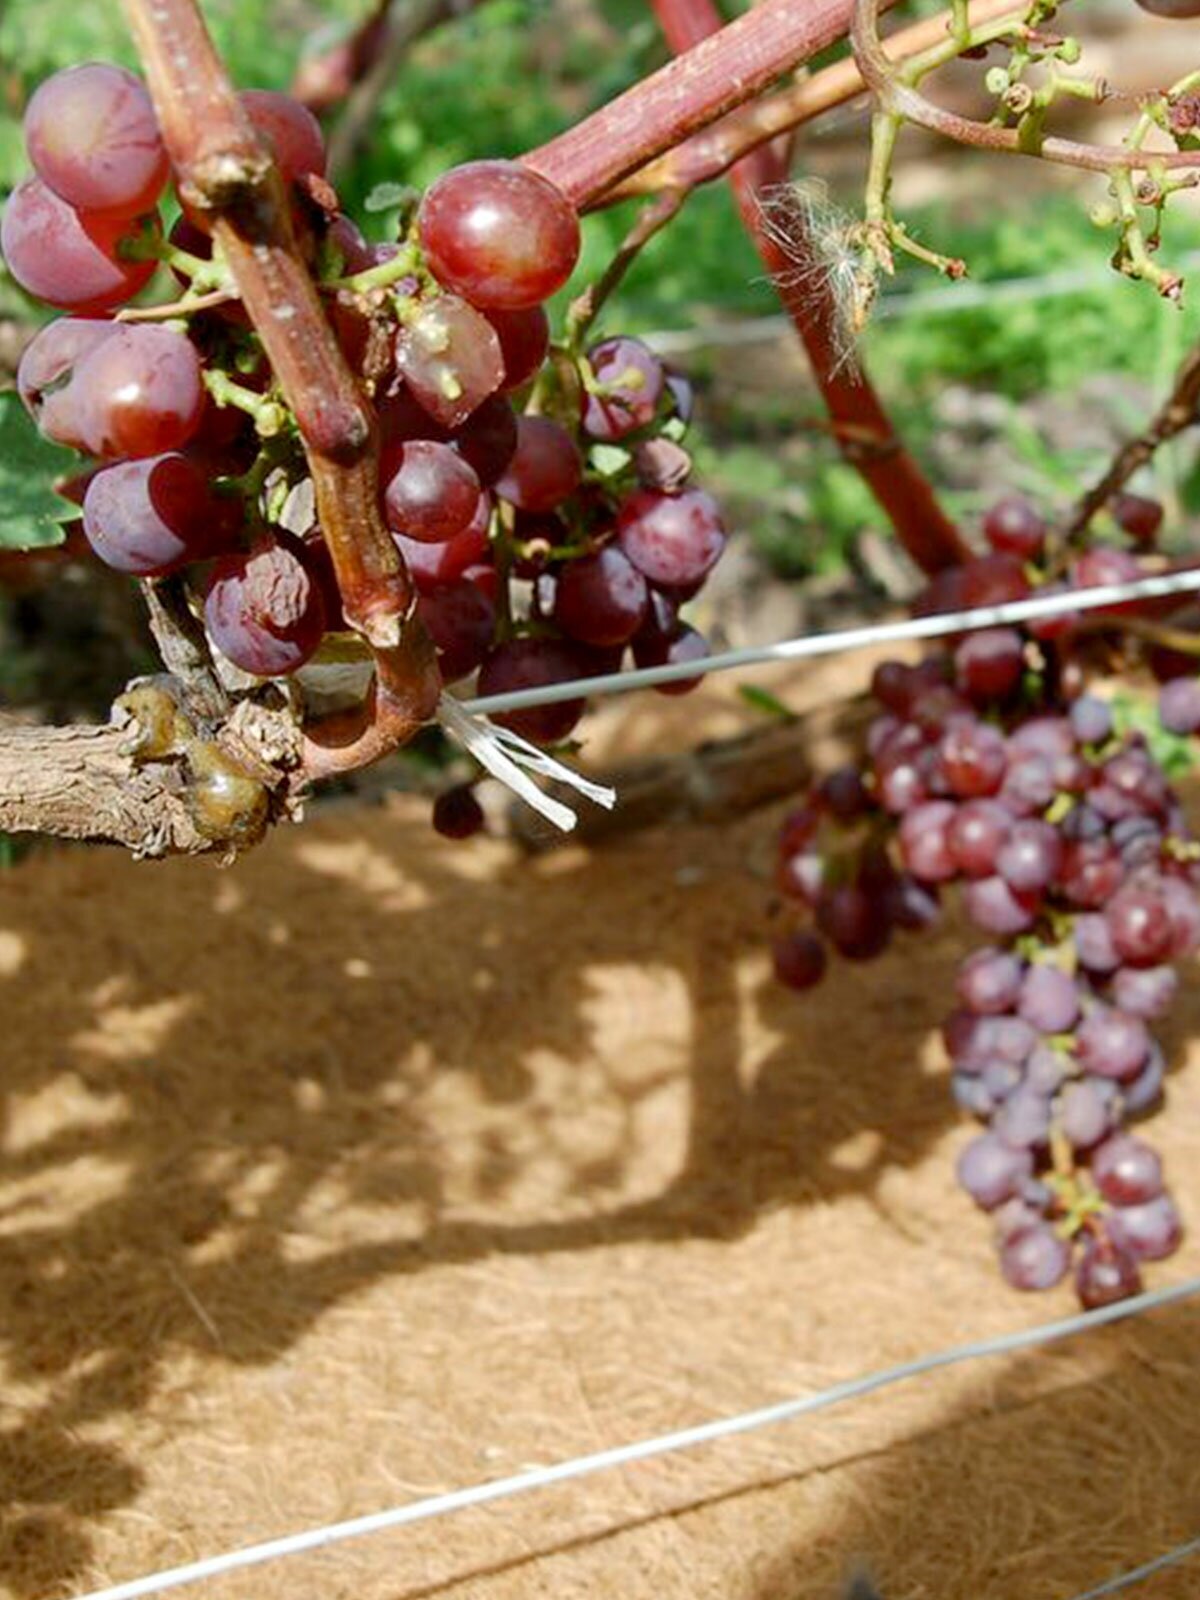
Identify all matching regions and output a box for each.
[0,723,208,856]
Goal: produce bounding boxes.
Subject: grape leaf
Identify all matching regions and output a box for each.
[364,181,419,215]
[0,391,73,550]
[738,683,795,720]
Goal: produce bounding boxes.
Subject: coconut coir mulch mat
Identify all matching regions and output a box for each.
[2,663,1200,1600]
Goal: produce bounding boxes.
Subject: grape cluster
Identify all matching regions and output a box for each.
[774,494,1198,1305]
[5,63,729,790]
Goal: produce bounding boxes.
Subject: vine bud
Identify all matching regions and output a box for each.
[984,66,1010,96]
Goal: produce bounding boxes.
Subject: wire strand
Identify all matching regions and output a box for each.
[1062,1533,1200,1600]
[459,567,1200,718]
[71,1274,1200,1600]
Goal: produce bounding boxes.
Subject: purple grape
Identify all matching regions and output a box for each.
[899,800,958,882]
[581,336,664,440]
[992,1196,1049,1244]
[1000,1224,1071,1290]
[1069,695,1114,745]
[1017,964,1080,1033]
[1075,913,1121,976]
[1025,1042,1068,1094]
[616,488,726,589]
[998,752,1056,817]
[993,1087,1051,1150]
[815,884,891,961]
[956,947,1024,1014]
[1059,1077,1118,1149]
[883,873,940,930]
[952,1072,995,1116]
[1161,877,1200,957]
[83,453,230,576]
[1158,677,1200,735]
[1112,963,1177,1020]
[996,819,1062,893]
[990,1015,1038,1063]
[964,875,1038,936]
[982,1058,1023,1103]
[956,1132,1033,1209]
[772,930,827,991]
[1107,1193,1183,1261]
[1075,1234,1142,1308]
[1076,1006,1149,1081]
[1122,1042,1165,1116]
[983,496,1046,559]
[554,546,649,648]
[941,720,1008,798]
[948,799,1011,878]
[1091,1133,1164,1206]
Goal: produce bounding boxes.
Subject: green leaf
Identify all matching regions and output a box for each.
[588,442,632,478]
[0,392,74,551]
[1110,689,1198,779]
[363,181,419,215]
[738,683,795,721]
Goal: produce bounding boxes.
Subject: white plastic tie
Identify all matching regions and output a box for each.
[437,693,616,832]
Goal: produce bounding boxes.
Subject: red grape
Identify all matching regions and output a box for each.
[241,89,327,181]
[631,623,709,694]
[417,579,495,683]
[955,628,1024,703]
[395,494,492,591]
[1111,491,1163,547]
[582,336,664,441]
[432,785,485,840]
[772,930,827,991]
[417,160,580,310]
[16,316,115,449]
[1075,1235,1142,1308]
[205,535,327,677]
[982,496,1045,559]
[82,453,229,576]
[485,306,550,391]
[616,488,726,588]
[554,546,649,648]
[382,439,482,543]
[1,175,157,311]
[394,294,505,430]
[1107,1194,1183,1261]
[25,64,168,217]
[452,395,519,485]
[74,324,204,458]
[1091,1134,1164,1206]
[495,416,582,512]
[476,638,587,744]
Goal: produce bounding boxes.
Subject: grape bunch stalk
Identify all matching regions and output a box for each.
[773,495,1200,1307]
[3,60,731,841]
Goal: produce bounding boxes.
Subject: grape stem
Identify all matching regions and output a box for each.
[139,575,231,726]
[119,0,442,782]
[601,0,1021,206]
[649,0,970,577]
[1065,341,1200,539]
[850,0,1200,176]
[565,190,685,347]
[522,0,902,210]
